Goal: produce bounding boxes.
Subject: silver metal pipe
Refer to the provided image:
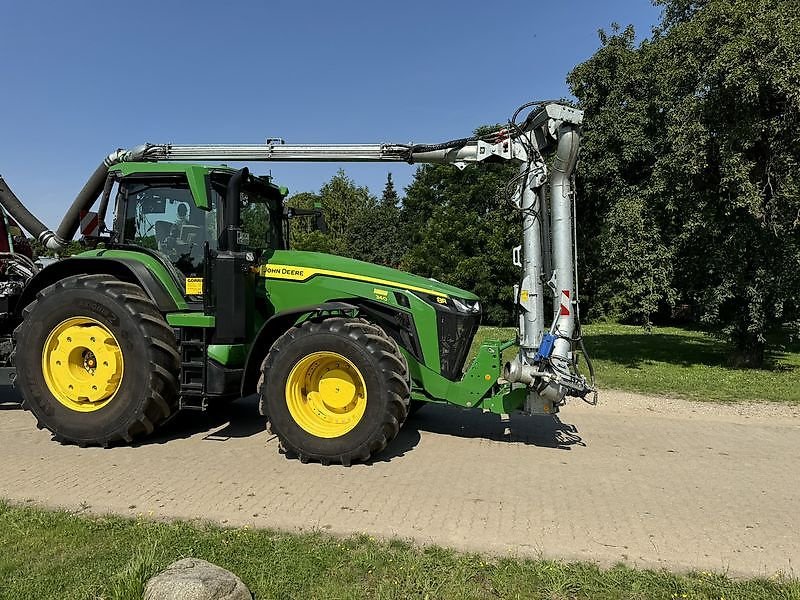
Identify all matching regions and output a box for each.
[156,143,412,162]
[538,185,552,281]
[144,142,492,166]
[517,164,546,358]
[549,125,581,364]
[410,144,488,165]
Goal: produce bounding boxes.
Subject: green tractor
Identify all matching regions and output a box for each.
[0,102,594,464]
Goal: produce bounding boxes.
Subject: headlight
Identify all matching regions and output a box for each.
[451,297,481,314]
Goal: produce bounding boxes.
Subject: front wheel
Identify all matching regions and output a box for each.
[259,317,410,465]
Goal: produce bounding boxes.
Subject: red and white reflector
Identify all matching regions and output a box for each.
[79,210,100,237]
[559,289,571,316]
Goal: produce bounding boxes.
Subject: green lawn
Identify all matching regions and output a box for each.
[1,502,797,600]
[472,323,800,404]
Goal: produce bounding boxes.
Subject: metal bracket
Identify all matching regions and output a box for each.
[546,272,557,293]
[474,139,514,162]
[512,245,522,267]
[530,168,548,189]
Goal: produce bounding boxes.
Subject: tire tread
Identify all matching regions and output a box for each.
[13,274,179,447]
[259,316,410,465]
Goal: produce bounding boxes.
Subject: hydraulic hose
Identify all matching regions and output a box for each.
[52,148,143,249]
[0,146,151,251]
[409,136,477,154]
[0,176,50,241]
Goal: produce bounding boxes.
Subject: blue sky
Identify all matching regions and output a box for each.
[0,0,660,228]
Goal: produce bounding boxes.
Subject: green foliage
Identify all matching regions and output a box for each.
[2,502,798,600]
[569,0,800,364]
[287,170,406,266]
[349,172,406,267]
[29,238,84,258]
[240,203,270,248]
[401,162,520,325]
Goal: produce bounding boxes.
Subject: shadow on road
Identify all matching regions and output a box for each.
[136,395,268,446]
[366,426,422,464]
[8,387,582,456]
[404,403,584,451]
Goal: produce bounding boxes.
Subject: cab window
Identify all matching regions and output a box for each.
[208,173,286,253]
[240,185,286,251]
[121,176,217,277]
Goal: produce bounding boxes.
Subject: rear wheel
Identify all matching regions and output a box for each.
[259,317,410,465]
[14,274,179,446]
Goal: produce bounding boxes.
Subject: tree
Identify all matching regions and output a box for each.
[287,170,406,266]
[29,238,84,259]
[287,191,340,254]
[401,160,520,325]
[567,24,676,326]
[381,172,399,206]
[569,0,800,365]
[347,173,405,267]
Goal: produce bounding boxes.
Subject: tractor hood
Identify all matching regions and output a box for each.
[260,250,479,302]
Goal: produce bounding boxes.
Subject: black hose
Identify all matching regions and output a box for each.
[0,176,49,240]
[96,171,116,233]
[410,136,478,154]
[54,160,111,243]
[0,147,146,250]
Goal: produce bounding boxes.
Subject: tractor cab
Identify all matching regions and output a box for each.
[105,163,289,279]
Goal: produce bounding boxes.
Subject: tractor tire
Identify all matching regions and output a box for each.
[259,317,410,465]
[14,274,179,446]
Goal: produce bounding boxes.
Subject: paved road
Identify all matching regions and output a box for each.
[1,391,798,578]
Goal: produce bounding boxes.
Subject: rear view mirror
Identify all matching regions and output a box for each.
[314,203,328,234]
[286,202,328,233]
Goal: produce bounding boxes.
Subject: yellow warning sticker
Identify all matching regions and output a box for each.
[185,277,204,295]
[520,290,529,303]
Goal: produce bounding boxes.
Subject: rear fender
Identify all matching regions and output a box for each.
[16,257,179,315]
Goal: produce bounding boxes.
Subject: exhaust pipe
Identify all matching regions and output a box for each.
[0,145,153,250]
[224,167,249,251]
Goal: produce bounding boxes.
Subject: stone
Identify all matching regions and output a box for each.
[143,557,251,600]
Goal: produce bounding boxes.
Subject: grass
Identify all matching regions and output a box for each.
[1,502,798,600]
[472,323,800,404]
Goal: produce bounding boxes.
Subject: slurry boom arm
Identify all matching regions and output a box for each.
[0,101,594,411]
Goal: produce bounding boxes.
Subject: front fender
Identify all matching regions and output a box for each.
[240,301,358,397]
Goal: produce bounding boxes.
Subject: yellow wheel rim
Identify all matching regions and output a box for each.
[41,316,124,412]
[285,351,367,438]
